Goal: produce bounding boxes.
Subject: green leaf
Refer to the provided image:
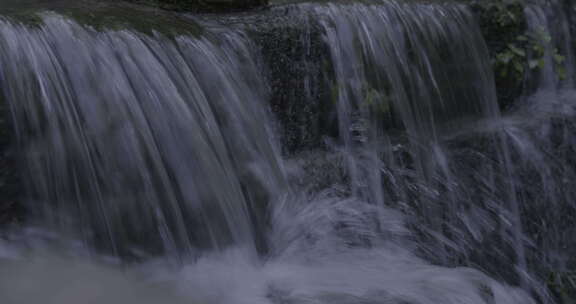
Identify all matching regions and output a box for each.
[497,52,513,64]
[513,61,524,74]
[508,44,526,57]
[557,67,567,80]
[538,59,546,69]
[529,59,540,70]
[532,45,545,58]
[554,53,566,64]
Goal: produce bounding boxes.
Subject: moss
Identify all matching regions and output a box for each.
[0,0,269,15]
[122,0,268,12]
[0,0,204,37]
[61,4,203,37]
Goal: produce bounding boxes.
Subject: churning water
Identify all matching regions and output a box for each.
[0,0,574,303]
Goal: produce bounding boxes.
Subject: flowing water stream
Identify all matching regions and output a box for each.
[0,0,574,303]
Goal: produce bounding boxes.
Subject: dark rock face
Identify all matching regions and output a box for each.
[246,10,337,154]
[0,97,21,228]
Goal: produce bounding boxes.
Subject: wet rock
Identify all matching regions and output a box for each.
[123,0,268,12]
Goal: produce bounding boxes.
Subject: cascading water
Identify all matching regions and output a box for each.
[0,0,574,303]
[0,13,287,258]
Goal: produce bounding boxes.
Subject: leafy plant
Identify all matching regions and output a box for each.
[488,8,568,86]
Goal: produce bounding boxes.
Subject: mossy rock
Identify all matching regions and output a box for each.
[123,0,268,12]
[0,0,204,37]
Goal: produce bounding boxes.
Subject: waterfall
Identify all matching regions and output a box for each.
[0,0,575,303]
[0,13,286,258]
[309,0,498,227]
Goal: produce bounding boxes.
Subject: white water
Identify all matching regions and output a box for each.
[0,195,536,304]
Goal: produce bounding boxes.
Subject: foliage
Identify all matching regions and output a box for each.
[470,0,526,108]
[470,0,570,108]
[495,28,566,81]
